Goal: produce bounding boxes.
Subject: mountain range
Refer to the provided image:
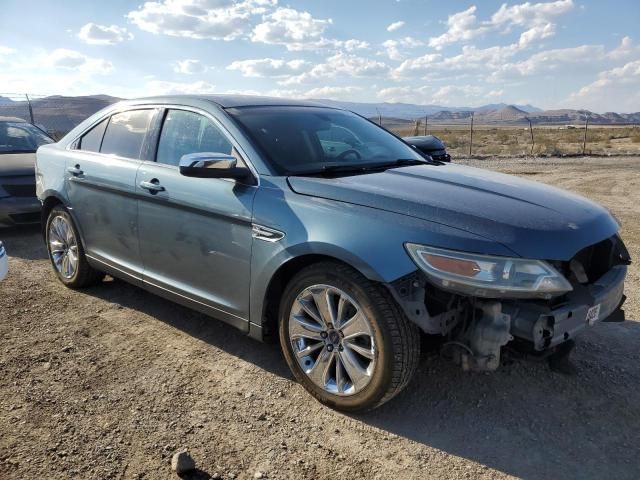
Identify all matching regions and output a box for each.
[0,95,638,134]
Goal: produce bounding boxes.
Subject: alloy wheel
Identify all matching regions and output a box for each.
[48,215,79,279]
[288,284,376,396]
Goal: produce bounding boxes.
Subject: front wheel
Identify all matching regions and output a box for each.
[279,262,420,412]
[45,206,104,288]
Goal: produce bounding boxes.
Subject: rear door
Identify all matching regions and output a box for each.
[136,108,257,329]
[66,108,158,280]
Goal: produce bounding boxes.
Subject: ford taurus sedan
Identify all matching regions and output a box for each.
[1,116,53,226]
[35,95,630,411]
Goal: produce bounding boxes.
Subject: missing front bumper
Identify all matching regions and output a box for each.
[505,265,627,351]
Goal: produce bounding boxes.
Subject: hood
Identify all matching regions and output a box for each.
[403,135,446,152]
[0,153,36,176]
[287,163,619,261]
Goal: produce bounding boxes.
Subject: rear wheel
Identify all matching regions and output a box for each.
[279,262,420,412]
[46,206,103,288]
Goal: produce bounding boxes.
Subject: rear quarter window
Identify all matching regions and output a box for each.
[100,110,156,160]
[78,119,108,152]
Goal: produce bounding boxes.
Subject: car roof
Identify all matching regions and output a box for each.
[128,94,340,110]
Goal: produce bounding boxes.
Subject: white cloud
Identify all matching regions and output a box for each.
[376,84,506,106]
[174,59,207,74]
[279,52,389,85]
[78,23,133,45]
[429,0,574,50]
[127,0,274,41]
[565,60,640,112]
[394,43,519,79]
[145,79,217,95]
[0,45,15,56]
[429,6,487,50]
[381,37,423,61]
[386,21,405,32]
[227,58,307,77]
[490,0,574,28]
[251,7,332,50]
[608,36,640,61]
[46,49,113,74]
[503,44,606,76]
[518,23,554,48]
[304,86,361,99]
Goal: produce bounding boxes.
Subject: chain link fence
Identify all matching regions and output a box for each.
[381,115,640,158]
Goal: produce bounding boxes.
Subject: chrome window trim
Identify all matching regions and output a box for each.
[67,103,261,186]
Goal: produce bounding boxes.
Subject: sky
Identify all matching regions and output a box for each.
[0,0,639,112]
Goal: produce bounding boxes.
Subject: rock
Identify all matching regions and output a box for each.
[254,471,267,479]
[171,450,196,474]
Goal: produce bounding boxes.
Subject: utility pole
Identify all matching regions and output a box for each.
[526,117,534,155]
[582,115,589,155]
[469,112,474,156]
[25,93,35,125]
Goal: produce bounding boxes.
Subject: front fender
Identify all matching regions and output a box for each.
[248,180,515,331]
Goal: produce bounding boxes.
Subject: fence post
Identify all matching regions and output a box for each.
[582,116,589,155]
[469,112,474,156]
[526,117,534,156]
[376,108,382,127]
[424,115,428,136]
[25,93,35,125]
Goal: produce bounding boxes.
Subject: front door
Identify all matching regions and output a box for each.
[65,109,158,280]
[136,108,256,329]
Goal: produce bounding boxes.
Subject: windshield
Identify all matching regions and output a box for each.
[227,106,423,175]
[0,122,53,154]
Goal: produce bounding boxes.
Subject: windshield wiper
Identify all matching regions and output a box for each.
[291,158,436,177]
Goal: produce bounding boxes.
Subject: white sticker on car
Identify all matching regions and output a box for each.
[586,304,601,325]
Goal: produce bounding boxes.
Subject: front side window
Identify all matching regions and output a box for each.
[100,110,155,160]
[227,106,423,175]
[0,121,53,154]
[156,109,235,167]
[78,118,108,152]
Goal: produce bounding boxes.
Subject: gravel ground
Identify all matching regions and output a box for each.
[1,156,639,480]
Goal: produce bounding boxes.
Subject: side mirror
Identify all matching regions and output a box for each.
[179,152,251,179]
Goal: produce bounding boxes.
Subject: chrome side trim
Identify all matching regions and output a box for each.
[86,254,143,282]
[252,224,285,242]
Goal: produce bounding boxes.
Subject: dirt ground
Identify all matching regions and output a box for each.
[1,156,639,480]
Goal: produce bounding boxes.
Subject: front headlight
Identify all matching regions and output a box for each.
[405,243,573,299]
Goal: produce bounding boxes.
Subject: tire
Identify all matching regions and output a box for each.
[45,205,104,288]
[279,261,420,412]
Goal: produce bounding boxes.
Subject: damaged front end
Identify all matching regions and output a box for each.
[389,235,631,371]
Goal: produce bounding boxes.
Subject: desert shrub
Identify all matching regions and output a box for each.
[632,135,640,143]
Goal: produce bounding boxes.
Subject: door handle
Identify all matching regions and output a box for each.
[67,165,83,176]
[139,179,165,193]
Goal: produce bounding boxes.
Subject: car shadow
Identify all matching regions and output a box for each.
[0,224,46,260]
[82,277,640,480]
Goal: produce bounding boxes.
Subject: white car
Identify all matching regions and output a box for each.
[0,241,7,280]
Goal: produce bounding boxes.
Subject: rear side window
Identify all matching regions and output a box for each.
[78,119,108,152]
[156,110,234,167]
[100,110,155,160]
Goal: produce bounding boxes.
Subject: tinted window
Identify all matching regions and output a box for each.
[100,110,155,160]
[157,110,234,167]
[227,106,422,175]
[0,121,53,153]
[78,119,108,152]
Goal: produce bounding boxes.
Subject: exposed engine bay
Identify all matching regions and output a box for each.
[389,234,631,371]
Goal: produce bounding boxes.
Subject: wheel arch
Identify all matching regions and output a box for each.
[256,252,383,342]
[40,192,87,251]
